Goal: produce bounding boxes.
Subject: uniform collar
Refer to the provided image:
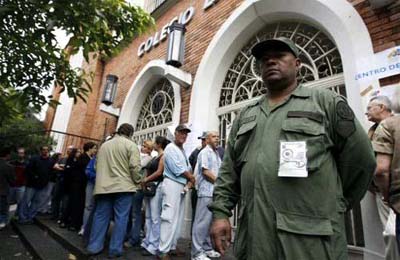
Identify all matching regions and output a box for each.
[290,84,310,98]
[257,84,309,106]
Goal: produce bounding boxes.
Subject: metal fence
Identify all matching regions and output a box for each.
[0,130,102,156]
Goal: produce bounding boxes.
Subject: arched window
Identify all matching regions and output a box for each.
[133,78,174,144]
[218,21,345,147]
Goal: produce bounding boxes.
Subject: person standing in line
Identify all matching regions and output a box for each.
[189,132,208,235]
[51,145,74,222]
[158,124,195,260]
[372,114,400,252]
[365,96,400,259]
[125,140,153,248]
[19,146,55,224]
[63,142,97,232]
[9,147,27,219]
[140,136,170,256]
[191,131,222,260]
[209,37,376,259]
[0,146,15,229]
[79,154,97,236]
[86,124,141,258]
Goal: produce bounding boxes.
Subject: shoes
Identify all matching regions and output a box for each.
[107,254,122,259]
[59,222,67,228]
[141,248,153,256]
[192,254,211,260]
[0,223,6,229]
[78,228,84,236]
[170,247,186,257]
[68,226,78,232]
[19,220,34,225]
[158,254,171,260]
[205,250,221,258]
[123,241,141,250]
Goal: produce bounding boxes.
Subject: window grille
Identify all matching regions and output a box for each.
[133,78,174,144]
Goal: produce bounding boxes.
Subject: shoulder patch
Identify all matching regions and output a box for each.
[336,101,354,120]
[335,100,356,138]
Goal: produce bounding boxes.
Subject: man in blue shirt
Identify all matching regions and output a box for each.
[159,124,195,260]
[192,131,222,260]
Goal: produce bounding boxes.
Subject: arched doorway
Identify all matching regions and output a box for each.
[133,78,175,144]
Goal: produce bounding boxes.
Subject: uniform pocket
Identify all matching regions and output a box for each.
[276,211,333,260]
[234,120,257,164]
[281,117,327,171]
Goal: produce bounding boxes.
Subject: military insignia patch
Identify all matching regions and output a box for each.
[335,100,356,138]
[336,101,355,120]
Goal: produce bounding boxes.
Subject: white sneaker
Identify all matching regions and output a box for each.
[0,223,6,229]
[205,250,221,258]
[78,228,84,236]
[192,253,211,260]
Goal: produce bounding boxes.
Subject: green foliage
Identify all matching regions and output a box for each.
[0,0,154,121]
[0,111,56,156]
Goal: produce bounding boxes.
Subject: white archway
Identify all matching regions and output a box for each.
[119,59,192,129]
[188,0,383,258]
[189,0,377,133]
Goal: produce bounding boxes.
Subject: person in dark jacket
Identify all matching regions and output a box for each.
[9,147,27,219]
[0,146,15,229]
[18,146,55,224]
[61,142,97,231]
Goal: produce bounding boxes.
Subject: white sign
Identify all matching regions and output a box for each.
[355,46,400,82]
[137,0,220,57]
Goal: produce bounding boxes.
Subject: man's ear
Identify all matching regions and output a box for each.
[295,58,301,72]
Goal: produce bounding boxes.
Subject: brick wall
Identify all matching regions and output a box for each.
[52,0,400,141]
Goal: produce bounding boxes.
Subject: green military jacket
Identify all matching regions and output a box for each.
[209,85,376,260]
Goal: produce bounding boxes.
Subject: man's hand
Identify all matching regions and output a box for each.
[210,218,231,256]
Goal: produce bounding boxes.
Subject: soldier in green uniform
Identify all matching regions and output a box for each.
[209,37,376,260]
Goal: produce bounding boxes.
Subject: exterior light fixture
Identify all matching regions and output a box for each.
[166,22,186,68]
[101,74,118,106]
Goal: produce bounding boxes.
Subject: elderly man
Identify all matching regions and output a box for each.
[191,131,221,260]
[158,124,194,260]
[366,96,399,259]
[372,112,400,252]
[209,37,376,260]
[86,123,141,258]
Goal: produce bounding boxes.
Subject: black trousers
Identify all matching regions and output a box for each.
[63,182,86,229]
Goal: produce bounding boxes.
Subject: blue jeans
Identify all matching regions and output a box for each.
[8,186,25,217]
[83,182,95,231]
[37,182,55,213]
[18,187,44,223]
[87,192,134,256]
[128,190,144,245]
[0,195,9,224]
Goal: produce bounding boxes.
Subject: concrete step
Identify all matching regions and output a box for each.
[11,220,71,260]
[0,224,32,259]
[34,216,89,259]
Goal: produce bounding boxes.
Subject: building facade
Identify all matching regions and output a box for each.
[46,0,400,259]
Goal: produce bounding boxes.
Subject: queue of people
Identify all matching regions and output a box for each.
[1,37,400,260]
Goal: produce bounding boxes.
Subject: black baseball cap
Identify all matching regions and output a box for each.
[251,37,300,60]
[175,124,191,133]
